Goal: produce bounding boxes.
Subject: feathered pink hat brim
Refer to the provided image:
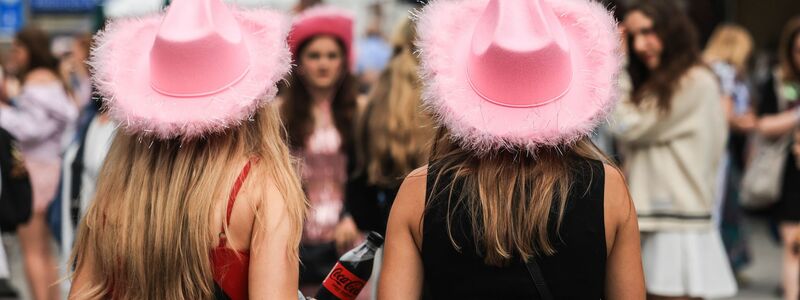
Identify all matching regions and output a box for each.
[90,8,292,139]
[417,0,622,153]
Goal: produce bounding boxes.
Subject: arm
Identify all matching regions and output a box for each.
[249,177,300,299]
[603,164,645,300]
[0,102,60,142]
[612,70,720,145]
[754,109,798,138]
[25,69,79,121]
[0,72,77,142]
[754,73,798,138]
[377,167,426,300]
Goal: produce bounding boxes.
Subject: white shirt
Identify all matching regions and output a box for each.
[60,116,116,263]
[0,234,8,278]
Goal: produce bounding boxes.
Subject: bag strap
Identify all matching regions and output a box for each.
[525,258,554,300]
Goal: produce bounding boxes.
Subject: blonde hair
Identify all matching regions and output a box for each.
[703,24,754,75]
[356,18,435,187]
[428,129,610,266]
[70,104,307,299]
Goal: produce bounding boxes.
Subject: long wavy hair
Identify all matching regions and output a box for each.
[626,0,702,111]
[779,16,800,83]
[426,128,611,266]
[70,104,307,300]
[355,19,435,187]
[280,36,358,151]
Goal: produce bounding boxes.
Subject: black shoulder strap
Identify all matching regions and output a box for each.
[69,129,89,228]
[525,258,554,300]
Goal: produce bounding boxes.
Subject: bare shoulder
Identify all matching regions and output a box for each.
[249,169,285,210]
[391,165,429,246]
[603,163,633,227]
[407,165,429,178]
[396,165,428,209]
[24,68,60,85]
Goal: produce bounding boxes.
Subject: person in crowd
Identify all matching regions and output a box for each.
[703,23,757,282]
[293,0,323,14]
[58,96,115,266]
[0,162,7,300]
[347,18,434,298]
[0,233,11,298]
[0,168,9,296]
[355,2,392,94]
[0,245,12,298]
[754,15,800,300]
[614,0,737,299]
[0,26,77,300]
[379,0,645,299]
[280,6,363,296]
[54,33,105,252]
[68,0,306,299]
[0,96,35,299]
[348,17,432,240]
[60,34,92,109]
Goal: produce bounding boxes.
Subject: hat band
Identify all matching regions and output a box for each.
[465,65,572,108]
[150,66,251,98]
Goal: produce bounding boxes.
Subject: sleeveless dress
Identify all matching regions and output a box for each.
[421,158,607,299]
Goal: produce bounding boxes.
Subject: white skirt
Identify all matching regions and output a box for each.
[0,235,7,278]
[641,229,738,298]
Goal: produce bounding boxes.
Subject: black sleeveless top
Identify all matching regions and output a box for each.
[421,158,606,299]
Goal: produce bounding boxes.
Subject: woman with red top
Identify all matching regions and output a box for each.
[68,0,306,299]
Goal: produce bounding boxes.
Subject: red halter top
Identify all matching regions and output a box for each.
[210,161,252,300]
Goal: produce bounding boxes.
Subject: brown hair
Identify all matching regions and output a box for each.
[14,26,59,80]
[426,129,610,266]
[355,19,435,187]
[70,104,307,299]
[704,24,754,75]
[626,0,702,111]
[280,36,358,151]
[779,16,800,83]
[293,0,323,13]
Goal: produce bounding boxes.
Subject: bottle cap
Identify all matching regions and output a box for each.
[366,231,384,248]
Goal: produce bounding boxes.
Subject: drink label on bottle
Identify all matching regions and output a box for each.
[321,262,366,300]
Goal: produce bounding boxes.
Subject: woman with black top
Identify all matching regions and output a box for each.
[754,16,800,300]
[378,0,645,299]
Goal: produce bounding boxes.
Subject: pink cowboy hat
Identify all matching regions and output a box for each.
[288,6,355,70]
[417,0,622,152]
[90,0,292,139]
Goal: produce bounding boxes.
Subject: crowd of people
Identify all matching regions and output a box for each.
[0,0,797,299]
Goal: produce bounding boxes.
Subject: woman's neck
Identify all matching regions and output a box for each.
[309,86,335,104]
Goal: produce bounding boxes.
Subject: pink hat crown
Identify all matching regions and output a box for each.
[150,0,251,97]
[416,0,622,152]
[90,0,292,139]
[468,0,574,107]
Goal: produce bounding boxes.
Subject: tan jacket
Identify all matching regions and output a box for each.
[612,66,728,231]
